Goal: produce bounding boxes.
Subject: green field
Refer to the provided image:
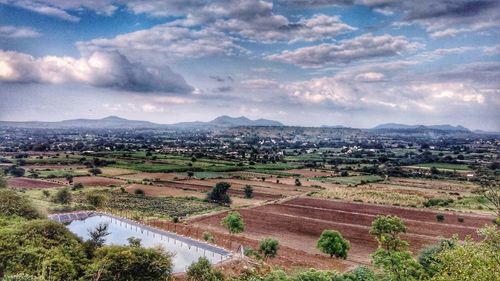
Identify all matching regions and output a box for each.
[406,163,472,171]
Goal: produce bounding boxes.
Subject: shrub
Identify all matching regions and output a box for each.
[88,168,102,176]
[244,185,253,199]
[52,188,72,205]
[221,211,244,234]
[185,257,223,281]
[72,183,84,190]
[86,194,105,207]
[202,231,214,243]
[0,189,42,219]
[436,214,445,222]
[457,217,464,223]
[295,178,302,186]
[134,188,145,196]
[259,238,280,259]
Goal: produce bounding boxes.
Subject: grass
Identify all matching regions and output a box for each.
[30,169,89,178]
[405,163,472,171]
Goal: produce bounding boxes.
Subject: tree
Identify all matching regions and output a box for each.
[52,188,72,205]
[187,171,195,179]
[87,245,173,280]
[88,168,102,176]
[259,238,280,259]
[370,215,424,281]
[429,226,499,281]
[186,257,224,281]
[418,239,455,277]
[478,173,500,218]
[88,223,110,248]
[207,182,231,205]
[9,166,25,177]
[134,188,145,196]
[0,189,42,219]
[316,230,350,259]
[221,211,244,234]
[244,185,253,198]
[369,215,407,251]
[72,183,84,190]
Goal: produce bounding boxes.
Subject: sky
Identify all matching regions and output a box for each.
[0,0,499,130]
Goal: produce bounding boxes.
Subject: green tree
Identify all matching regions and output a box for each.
[430,225,499,281]
[370,215,424,281]
[316,230,350,259]
[259,238,280,259]
[0,219,87,279]
[186,257,224,281]
[369,215,407,251]
[88,223,110,247]
[244,185,253,199]
[207,182,231,205]
[187,171,195,179]
[64,174,74,184]
[221,211,244,234]
[2,274,38,281]
[418,239,455,277]
[0,189,41,219]
[88,168,102,176]
[52,188,72,205]
[87,245,173,281]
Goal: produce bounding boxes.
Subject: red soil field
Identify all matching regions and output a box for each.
[190,197,493,266]
[157,180,283,200]
[7,178,66,189]
[71,176,126,186]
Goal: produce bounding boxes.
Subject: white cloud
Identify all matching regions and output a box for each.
[77,25,245,65]
[355,72,385,81]
[266,33,423,68]
[0,25,40,38]
[0,49,193,94]
[241,79,279,89]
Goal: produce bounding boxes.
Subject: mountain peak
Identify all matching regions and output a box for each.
[209,115,283,127]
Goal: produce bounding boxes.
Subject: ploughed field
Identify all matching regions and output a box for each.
[190,196,493,266]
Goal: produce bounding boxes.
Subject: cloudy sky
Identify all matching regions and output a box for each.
[0,0,499,130]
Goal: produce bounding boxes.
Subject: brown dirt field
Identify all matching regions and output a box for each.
[158,180,284,200]
[71,176,126,186]
[189,197,493,267]
[124,184,263,207]
[7,177,66,189]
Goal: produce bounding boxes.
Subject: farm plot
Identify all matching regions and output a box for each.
[7,177,66,189]
[189,197,493,266]
[71,176,126,187]
[311,175,384,186]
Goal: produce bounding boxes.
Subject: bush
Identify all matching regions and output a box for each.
[185,257,223,281]
[86,194,105,207]
[457,217,464,223]
[52,188,72,205]
[202,231,214,243]
[221,211,244,234]
[436,214,445,222]
[0,189,42,219]
[2,274,39,281]
[134,188,145,196]
[87,245,173,280]
[244,185,253,199]
[259,238,280,259]
[88,168,102,176]
[72,183,84,190]
[295,178,302,186]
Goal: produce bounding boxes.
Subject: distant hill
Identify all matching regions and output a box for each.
[0,115,284,129]
[209,115,283,127]
[372,123,470,132]
[0,116,159,129]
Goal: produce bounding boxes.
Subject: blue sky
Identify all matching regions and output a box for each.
[0,0,499,130]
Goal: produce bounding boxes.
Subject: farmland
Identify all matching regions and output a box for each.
[0,125,498,277]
